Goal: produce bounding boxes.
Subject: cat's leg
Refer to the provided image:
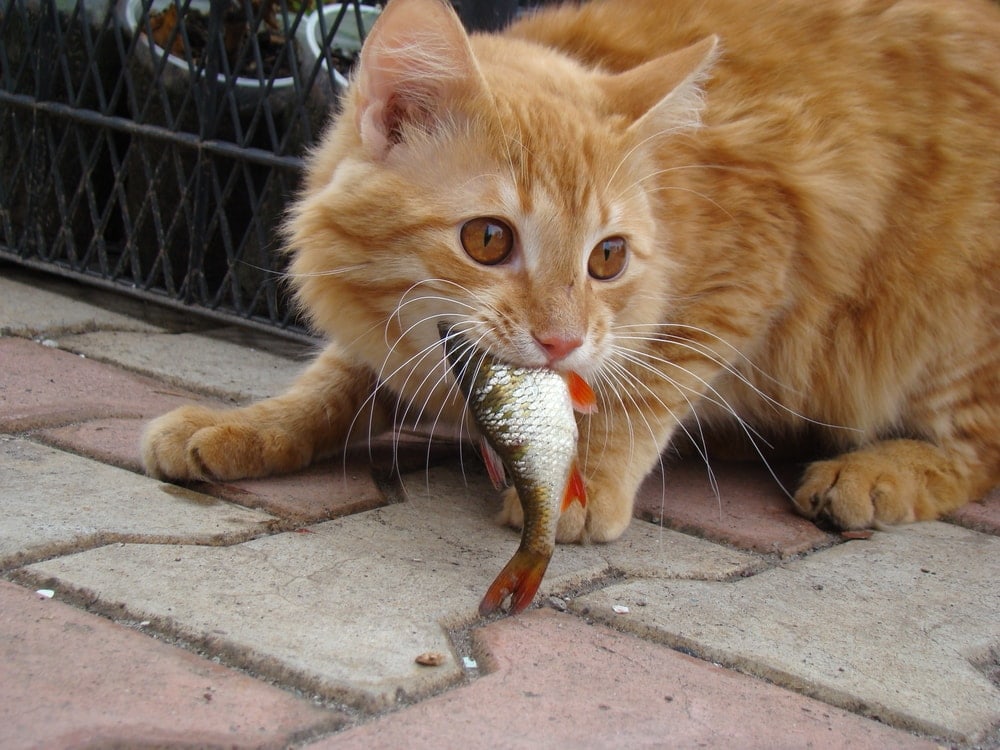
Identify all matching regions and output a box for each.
[793,373,1000,528]
[142,344,387,481]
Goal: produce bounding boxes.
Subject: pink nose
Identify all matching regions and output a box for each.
[533,333,583,363]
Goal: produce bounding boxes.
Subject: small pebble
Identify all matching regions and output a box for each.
[415,651,447,667]
[612,604,630,615]
[36,589,55,599]
[547,596,567,612]
[840,529,873,540]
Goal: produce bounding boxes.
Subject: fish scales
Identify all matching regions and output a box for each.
[470,364,578,558]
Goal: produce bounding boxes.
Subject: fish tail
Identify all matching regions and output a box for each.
[561,463,586,511]
[565,371,598,414]
[479,549,551,615]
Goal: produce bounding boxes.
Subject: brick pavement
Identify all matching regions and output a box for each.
[2,266,998,748]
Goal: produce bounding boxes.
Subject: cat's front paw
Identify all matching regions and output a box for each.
[496,485,525,530]
[496,486,586,542]
[141,405,295,482]
[793,443,929,529]
[496,485,630,544]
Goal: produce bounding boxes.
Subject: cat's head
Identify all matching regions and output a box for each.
[287,0,718,406]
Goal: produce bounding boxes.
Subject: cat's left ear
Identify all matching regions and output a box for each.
[352,0,486,159]
[602,35,721,136]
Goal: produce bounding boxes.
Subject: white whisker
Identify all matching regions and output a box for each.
[606,339,794,502]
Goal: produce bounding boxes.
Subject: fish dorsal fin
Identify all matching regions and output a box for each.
[561,463,587,512]
[480,438,506,489]
[565,372,598,414]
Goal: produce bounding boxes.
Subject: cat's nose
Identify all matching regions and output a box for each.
[533,333,583,363]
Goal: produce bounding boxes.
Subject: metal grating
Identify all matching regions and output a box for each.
[0,0,537,337]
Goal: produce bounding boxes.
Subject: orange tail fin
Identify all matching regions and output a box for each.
[479,549,551,616]
[565,371,597,414]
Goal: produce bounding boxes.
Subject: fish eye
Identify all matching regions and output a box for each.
[460,217,514,265]
[588,236,627,280]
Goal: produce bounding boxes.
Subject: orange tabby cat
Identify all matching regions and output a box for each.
[142,0,1000,541]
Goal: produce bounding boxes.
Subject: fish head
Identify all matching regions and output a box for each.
[437,321,481,399]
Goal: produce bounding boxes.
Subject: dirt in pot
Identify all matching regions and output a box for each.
[148,0,296,78]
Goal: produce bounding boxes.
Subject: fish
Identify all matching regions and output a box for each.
[438,323,597,615]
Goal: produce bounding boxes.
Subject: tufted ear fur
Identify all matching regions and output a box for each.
[354,0,487,158]
[601,35,721,136]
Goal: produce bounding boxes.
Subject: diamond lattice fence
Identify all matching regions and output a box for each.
[0,0,534,335]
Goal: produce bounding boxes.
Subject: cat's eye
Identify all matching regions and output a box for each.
[460,217,514,265]
[588,236,628,280]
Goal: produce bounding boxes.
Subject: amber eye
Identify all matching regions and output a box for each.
[588,236,628,280]
[460,217,514,265]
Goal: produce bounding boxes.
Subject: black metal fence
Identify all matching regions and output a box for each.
[0,0,539,337]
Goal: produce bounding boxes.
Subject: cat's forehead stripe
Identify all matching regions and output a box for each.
[482,88,611,211]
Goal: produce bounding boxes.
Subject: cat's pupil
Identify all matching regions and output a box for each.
[461,217,514,265]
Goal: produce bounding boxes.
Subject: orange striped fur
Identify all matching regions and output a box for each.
[143,0,999,541]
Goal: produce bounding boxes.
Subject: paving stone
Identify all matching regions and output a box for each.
[0,438,277,569]
[307,608,938,749]
[634,459,835,555]
[24,466,756,712]
[0,337,215,431]
[209,461,388,523]
[947,487,1000,536]
[572,522,1000,743]
[35,417,151,474]
[58,329,307,402]
[0,580,342,749]
[0,275,162,337]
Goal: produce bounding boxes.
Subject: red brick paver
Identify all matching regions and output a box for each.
[0,337,216,431]
[210,463,387,523]
[35,417,152,474]
[634,459,834,554]
[0,580,343,749]
[947,488,1000,536]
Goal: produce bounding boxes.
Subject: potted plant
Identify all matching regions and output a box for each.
[296,2,381,98]
[115,0,316,317]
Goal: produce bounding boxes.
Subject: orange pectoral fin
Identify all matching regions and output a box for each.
[565,371,597,414]
[479,438,506,489]
[560,464,587,512]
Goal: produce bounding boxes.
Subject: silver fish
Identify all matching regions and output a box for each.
[439,323,595,614]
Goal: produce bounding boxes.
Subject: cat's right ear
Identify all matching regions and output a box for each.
[352,0,485,159]
[602,35,721,137]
